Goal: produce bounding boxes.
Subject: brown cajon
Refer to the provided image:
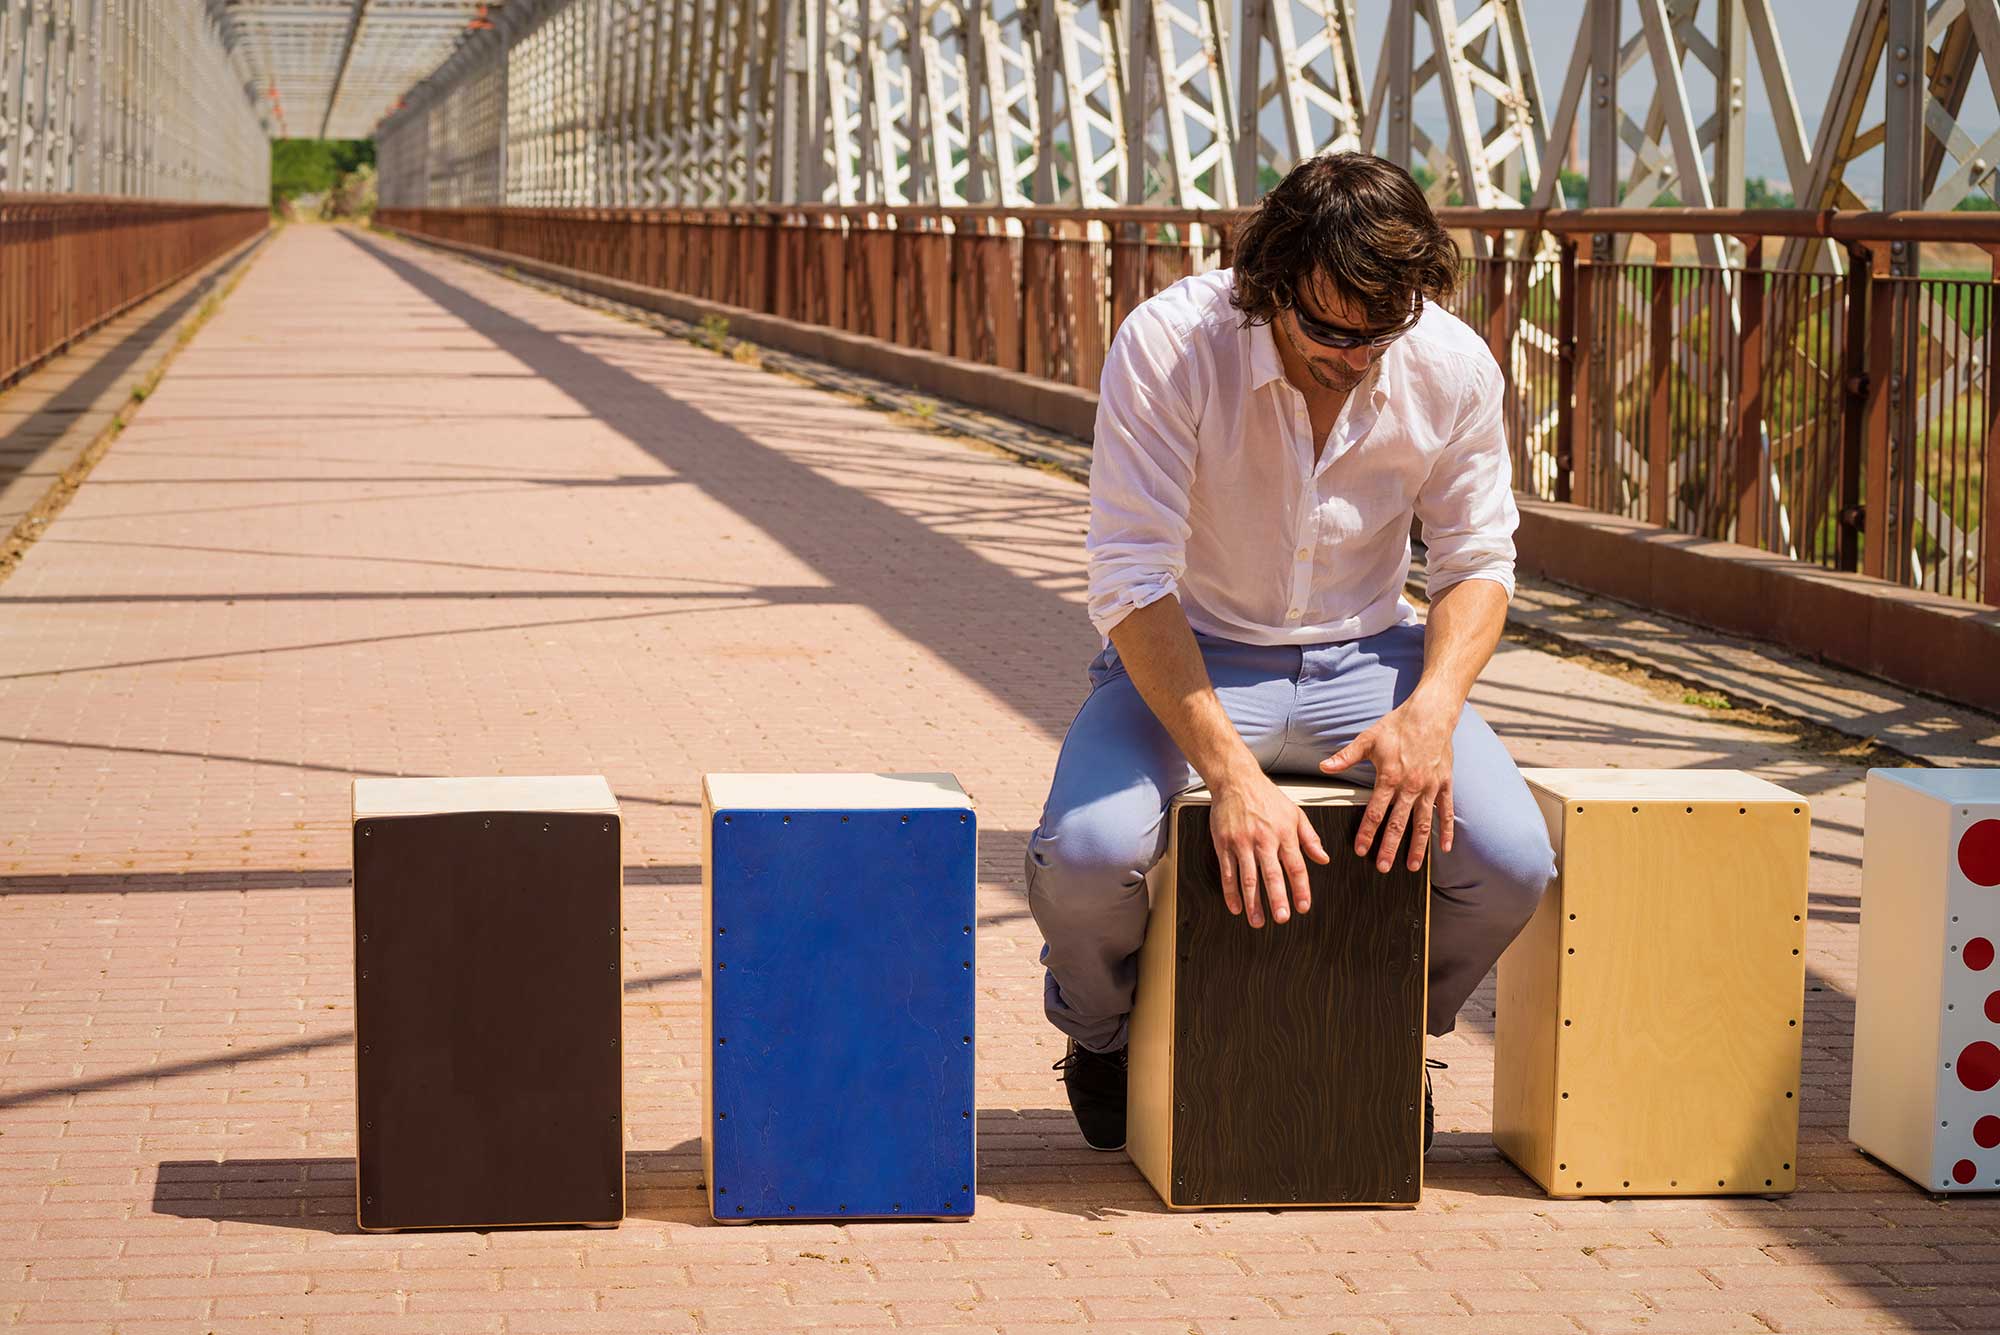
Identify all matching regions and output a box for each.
[1494,769,1810,1198]
[351,776,624,1231]
[1129,782,1430,1209]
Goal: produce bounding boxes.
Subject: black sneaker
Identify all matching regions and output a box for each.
[1424,1058,1447,1153]
[1052,1038,1128,1151]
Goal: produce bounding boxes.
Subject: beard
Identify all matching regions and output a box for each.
[1305,355,1369,393]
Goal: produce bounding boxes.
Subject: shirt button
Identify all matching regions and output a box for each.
[1287,607,1302,620]
[1295,548,1310,559]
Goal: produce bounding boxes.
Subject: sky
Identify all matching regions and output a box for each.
[1338,0,1999,205]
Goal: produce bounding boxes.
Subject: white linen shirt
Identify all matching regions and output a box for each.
[1085,267,1518,645]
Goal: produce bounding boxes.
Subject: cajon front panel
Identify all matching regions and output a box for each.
[704,773,977,1221]
[1130,786,1429,1209]
[352,777,623,1231]
[1496,770,1809,1198]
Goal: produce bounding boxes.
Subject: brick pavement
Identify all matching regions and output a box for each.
[0,222,1995,1334]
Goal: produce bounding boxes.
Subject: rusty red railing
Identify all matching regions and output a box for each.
[378,203,2000,607]
[0,195,268,393]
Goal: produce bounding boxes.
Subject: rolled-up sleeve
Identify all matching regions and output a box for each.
[1085,302,1202,637]
[1416,350,1519,600]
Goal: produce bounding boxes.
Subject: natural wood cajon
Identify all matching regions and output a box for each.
[351,776,623,1231]
[1129,781,1430,1209]
[1495,769,1810,1198]
[703,773,977,1222]
[1851,769,2000,1192]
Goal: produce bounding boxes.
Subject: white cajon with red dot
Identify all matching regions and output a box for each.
[1850,769,2000,1192]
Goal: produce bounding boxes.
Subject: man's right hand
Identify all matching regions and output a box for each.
[1208,769,1330,928]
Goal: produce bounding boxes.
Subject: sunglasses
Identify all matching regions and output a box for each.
[1289,298,1421,351]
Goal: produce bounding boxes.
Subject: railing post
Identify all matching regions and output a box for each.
[1733,234,1766,549]
[755,208,775,314]
[1110,219,1149,334]
[1862,242,1896,580]
[1837,241,1872,573]
[1023,216,1049,379]
[1483,230,1516,485]
[1556,234,1579,505]
[1484,232,1508,364]
[1985,245,2000,604]
[1648,233,1673,527]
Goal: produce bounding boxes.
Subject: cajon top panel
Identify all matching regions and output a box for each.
[1176,781,1369,807]
[352,775,617,819]
[703,772,970,811]
[1868,769,2000,803]
[1521,769,1804,805]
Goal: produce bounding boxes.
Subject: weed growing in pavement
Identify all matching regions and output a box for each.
[699,313,731,351]
[907,397,939,420]
[1680,690,1732,710]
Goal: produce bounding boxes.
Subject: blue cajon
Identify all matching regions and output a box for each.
[702,772,977,1222]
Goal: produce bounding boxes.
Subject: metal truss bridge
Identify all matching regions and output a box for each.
[365,0,2000,232]
[1,2,1996,218]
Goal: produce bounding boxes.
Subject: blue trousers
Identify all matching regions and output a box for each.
[1025,622,1556,1051]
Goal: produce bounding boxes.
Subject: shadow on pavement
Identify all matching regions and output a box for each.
[340,227,1102,749]
[154,1157,362,1234]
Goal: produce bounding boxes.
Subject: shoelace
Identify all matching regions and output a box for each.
[1051,1046,1125,1075]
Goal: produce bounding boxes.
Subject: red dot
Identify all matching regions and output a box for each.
[1963,820,2000,887]
[1970,938,1998,972]
[1954,1158,1979,1185]
[1977,1116,2000,1150]
[1989,991,2000,1024]
[1959,1041,2000,1092]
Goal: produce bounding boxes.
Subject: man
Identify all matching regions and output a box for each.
[1027,152,1556,1155]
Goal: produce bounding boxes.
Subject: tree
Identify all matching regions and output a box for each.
[270,139,377,211]
[1744,176,1796,209]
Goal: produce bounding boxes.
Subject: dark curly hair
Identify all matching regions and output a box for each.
[1229,153,1460,328]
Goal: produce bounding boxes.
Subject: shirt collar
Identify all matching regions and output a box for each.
[1250,318,1288,390]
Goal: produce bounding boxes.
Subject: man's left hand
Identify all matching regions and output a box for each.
[1319,698,1459,872]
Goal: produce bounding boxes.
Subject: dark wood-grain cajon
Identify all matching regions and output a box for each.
[1129,782,1429,1209]
[351,776,623,1231]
